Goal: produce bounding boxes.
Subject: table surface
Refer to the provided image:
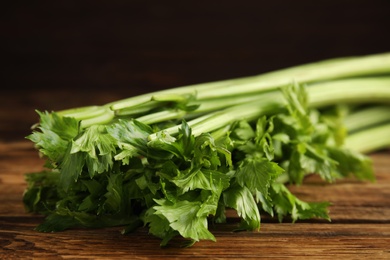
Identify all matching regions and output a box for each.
[2,2,390,257]
[1,88,390,260]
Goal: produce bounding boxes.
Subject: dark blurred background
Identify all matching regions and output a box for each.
[1,0,390,140]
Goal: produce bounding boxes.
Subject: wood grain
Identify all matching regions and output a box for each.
[1,141,389,259]
[2,2,390,258]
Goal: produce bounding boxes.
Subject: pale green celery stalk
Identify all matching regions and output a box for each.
[136,110,187,125]
[343,106,390,133]
[78,108,115,128]
[114,101,163,116]
[344,124,390,154]
[106,76,264,111]
[307,77,390,108]
[108,52,390,110]
[136,92,277,124]
[193,53,390,100]
[147,77,390,140]
[190,101,285,137]
[57,106,115,128]
[56,53,390,127]
[57,106,107,119]
[244,52,390,83]
[115,94,197,117]
[60,76,390,128]
[147,98,286,141]
[137,77,390,126]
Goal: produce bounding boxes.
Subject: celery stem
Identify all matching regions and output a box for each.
[344,124,390,153]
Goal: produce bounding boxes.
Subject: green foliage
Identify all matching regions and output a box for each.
[23,53,389,246]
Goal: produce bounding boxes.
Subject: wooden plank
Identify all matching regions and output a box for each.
[1,219,390,259]
[1,141,389,259]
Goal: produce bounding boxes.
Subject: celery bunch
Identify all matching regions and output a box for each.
[24,52,390,246]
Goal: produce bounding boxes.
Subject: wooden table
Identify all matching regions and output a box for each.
[2,2,390,258]
[1,89,390,259]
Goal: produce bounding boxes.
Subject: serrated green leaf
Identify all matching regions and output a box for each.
[270,183,330,223]
[26,111,79,164]
[152,199,216,242]
[107,119,152,156]
[103,173,123,213]
[235,157,284,197]
[223,184,260,231]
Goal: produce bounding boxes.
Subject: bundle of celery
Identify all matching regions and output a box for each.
[23,52,390,247]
